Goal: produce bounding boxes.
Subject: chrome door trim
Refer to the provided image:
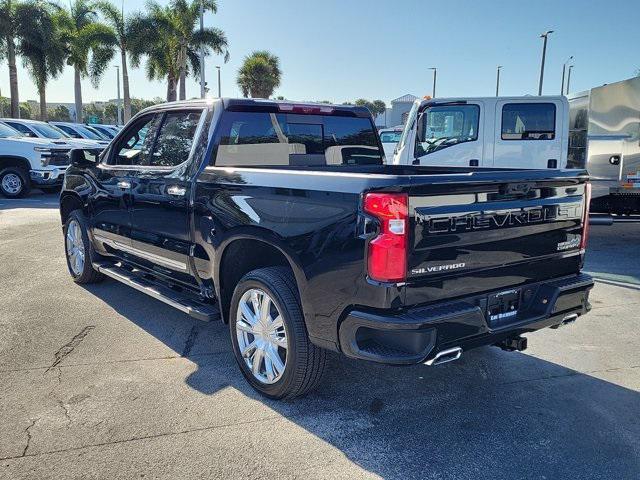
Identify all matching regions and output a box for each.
[94,232,189,272]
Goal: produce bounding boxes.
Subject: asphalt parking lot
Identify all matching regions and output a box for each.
[1,192,639,480]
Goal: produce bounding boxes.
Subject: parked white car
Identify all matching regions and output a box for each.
[0,122,74,197]
[378,126,403,163]
[0,118,105,149]
[49,121,110,146]
[393,96,569,169]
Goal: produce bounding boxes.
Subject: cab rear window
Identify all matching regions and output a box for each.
[213,111,383,167]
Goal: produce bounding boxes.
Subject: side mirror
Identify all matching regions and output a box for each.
[69,148,100,167]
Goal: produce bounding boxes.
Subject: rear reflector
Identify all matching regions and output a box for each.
[363,193,408,283]
[580,182,591,250]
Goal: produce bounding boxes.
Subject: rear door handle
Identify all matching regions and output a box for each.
[167,185,187,197]
[117,180,131,189]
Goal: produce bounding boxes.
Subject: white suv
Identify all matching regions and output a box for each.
[0,123,74,197]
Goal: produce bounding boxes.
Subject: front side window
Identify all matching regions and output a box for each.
[112,114,162,166]
[214,112,382,167]
[149,111,202,167]
[501,103,556,140]
[416,104,479,156]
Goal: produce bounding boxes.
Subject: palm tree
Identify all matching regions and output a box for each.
[170,0,229,100]
[128,3,180,102]
[97,0,134,122]
[58,0,117,122]
[14,1,67,121]
[237,51,282,99]
[129,0,229,102]
[0,0,20,118]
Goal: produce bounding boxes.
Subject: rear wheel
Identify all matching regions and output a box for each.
[0,167,30,198]
[64,210,104,284]
[229,267,326,399]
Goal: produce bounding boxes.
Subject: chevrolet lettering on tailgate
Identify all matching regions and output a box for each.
[415,202,583,234]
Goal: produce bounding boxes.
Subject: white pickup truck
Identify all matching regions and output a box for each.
[392,96,569,170]
[0,123,74,197]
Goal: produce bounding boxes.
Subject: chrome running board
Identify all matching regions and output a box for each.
[93,261,219,322]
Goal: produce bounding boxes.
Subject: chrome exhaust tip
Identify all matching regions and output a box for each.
[424,347,462,366]
[560,313,578,327]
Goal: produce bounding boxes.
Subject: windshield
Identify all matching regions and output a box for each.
[31,123,68,139]
[380,131,402,143]
[86,125,111,140]
[214,111,383,167]
[0,123,22,138]
[74,125,103,140]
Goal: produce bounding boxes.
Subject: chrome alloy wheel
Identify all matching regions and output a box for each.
[236,288,288,384]
[2,173,23,195]
[66,219,85,276]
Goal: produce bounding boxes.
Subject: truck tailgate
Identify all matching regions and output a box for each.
[405,172,588,305]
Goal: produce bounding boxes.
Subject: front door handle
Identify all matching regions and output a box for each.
[167,185,187,197]
[117,180,131,189]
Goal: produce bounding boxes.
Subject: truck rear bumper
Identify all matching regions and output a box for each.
[338,273,594,365]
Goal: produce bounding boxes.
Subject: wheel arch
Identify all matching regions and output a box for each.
[0,156,31,173]
[214,234,311,325]
[59,192,86,226]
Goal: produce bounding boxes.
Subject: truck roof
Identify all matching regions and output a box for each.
[137,98,372,118]
[414,95,566,107]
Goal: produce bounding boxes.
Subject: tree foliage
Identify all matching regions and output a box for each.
[354,98,386,118]
[48,104,71,121]
[237,50,281,99]
[129,0,228,101]
[14,0,67,120]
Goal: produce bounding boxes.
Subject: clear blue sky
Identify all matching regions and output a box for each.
[2,0,640,104]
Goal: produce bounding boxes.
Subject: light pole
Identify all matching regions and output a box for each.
[538,30,554,96]
[199,0,206,98]
[496,65,502,97]
[429,67,437,98]
[561,55,573,94]
[216,66,221,98]
[115,65,122,125]
[566,65,574,95]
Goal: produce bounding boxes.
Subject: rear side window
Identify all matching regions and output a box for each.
[213,111,382,167]
[149,111,202,167]
[501,103,556,140]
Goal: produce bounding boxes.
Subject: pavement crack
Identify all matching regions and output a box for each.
[57,401,72,428]
[45,326,96,373]
[181,325,200,357]
[3,414,283,461]
[21,419,37,457]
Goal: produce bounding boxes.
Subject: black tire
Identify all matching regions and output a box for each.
[63,210,105,284]
[40,185,62,194]
[0,167,30,198]
[229,267,326,399]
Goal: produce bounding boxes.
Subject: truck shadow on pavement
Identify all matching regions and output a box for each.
[82,279,640,480]
[0,192,59,211]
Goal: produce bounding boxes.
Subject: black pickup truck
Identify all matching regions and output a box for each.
[60,98,594,399]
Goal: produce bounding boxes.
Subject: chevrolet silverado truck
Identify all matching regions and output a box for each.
[59,98,594,399]
[0,122,73,197]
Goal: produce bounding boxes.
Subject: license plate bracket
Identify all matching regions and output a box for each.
[486,288,521,327]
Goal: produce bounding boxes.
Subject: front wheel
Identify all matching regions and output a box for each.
[229,267,326,399]
[0,167,30,198]
[64,210,104,284]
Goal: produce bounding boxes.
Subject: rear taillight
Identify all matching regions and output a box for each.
[363,193,408,283]
[580,182,592,250]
